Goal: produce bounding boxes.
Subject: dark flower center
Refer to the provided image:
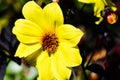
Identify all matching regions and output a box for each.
[42,32,59,54]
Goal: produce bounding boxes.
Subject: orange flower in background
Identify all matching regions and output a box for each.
[13,1,84,80]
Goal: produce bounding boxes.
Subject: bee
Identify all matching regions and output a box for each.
[101,6,118,24]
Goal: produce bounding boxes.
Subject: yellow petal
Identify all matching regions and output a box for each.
[78,0,94,3]
[22,1,43,26]
[42,2,64,31]
[56,24,84,47]
[51,50,72,80]
[36,51,55,80]
[15,43,41,58]
[59,43,82,67]
[13,19,43,44]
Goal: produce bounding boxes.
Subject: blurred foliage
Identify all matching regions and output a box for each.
[0,0,29,32]
[4,61,38,80]
[0,0,120,80]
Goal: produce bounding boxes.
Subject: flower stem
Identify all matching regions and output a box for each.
[72,69,77,80]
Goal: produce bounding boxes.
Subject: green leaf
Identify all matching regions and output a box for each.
[44,0,51,4]
[75,1,95,14]
[0,4,8,12]
[0,17,9,34]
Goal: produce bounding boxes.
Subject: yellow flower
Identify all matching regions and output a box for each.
[12,1,84,80]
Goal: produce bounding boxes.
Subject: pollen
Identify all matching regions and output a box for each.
[42,32,59,54]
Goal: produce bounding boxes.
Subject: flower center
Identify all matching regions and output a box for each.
[42,32,59,54]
